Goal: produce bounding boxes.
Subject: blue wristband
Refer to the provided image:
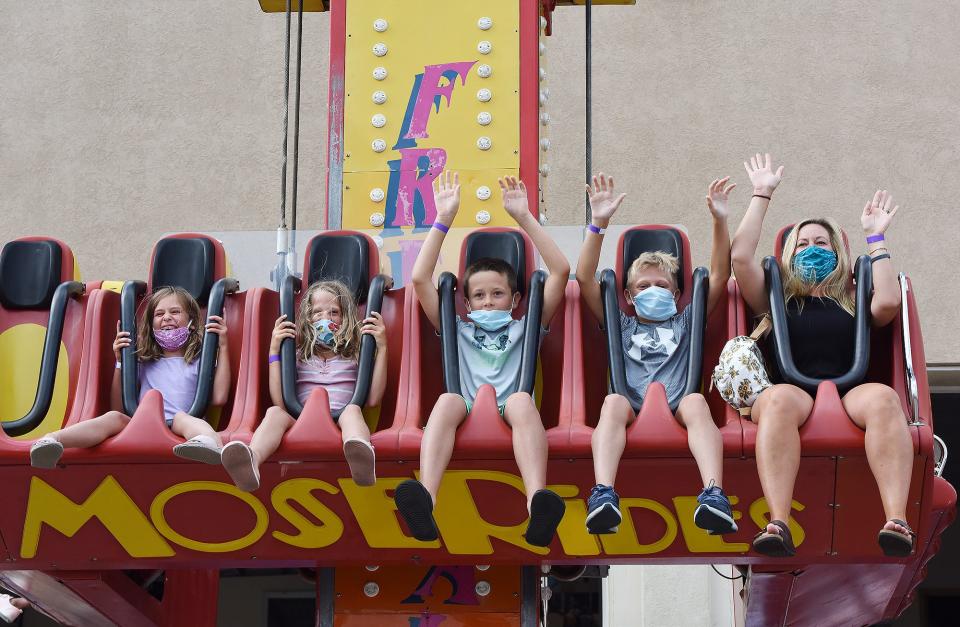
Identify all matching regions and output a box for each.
[587,223,605,235]
[433,222,450,234]
[268,354,281,364]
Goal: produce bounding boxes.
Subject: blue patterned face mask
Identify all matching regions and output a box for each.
[793,246,838,283]
[467,309,513,332]
[312,318,339,346]
[632,286,677,322]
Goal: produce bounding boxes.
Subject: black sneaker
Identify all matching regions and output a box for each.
[585,484,622,534]
[394,480,439,541]
[525,489,566,547]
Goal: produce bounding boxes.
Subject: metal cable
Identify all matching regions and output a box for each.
[279,0,292,229]
[291,0,304,232]
[585,0,593,224]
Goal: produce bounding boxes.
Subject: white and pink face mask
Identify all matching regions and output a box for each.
[153,326,191,351]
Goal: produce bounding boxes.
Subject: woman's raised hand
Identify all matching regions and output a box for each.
[433,170,460,223]
[743,153,784,196]
[586,172,627,224]
[706,176,736,220]
[269,314,297,354]
[861,189,899,236]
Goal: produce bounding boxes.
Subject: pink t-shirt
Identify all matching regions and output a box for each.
[296,356,359,413]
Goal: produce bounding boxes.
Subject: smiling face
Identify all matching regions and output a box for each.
[309,289,343,326]
[464,269,519,312]
[152,293,191,331]
[794,222,834,254]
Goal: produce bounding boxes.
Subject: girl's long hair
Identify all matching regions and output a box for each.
[780,217,855,316]
[137,286,204,363]
[296,280,362,362]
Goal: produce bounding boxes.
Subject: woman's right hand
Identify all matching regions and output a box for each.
[743,152,784,196]
[270,314,297,355]
[113,320,131,361]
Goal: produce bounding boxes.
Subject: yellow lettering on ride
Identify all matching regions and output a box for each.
[432,470,548,555]
[672,496,749,553]
[21,476,173,559]
[599,498,678,555]
[552,485,601,556]
[271,479,344,549]
[150,481,269,553]
[748,498,806,547]
[340,477,440,549]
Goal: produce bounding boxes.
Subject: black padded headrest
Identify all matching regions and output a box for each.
[621,229,685,293]
[306,234,370,304]
[464,231,527,297]
[0,240,63,310]
[151,238,216,306]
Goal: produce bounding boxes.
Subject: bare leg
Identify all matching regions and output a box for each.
[50,411,130,449]
[591,394,636,487]
[248,406,296,466]
[752,384,813,533]
[675,393,724,488]
[338,405,372,445]
[843,383,913,535]
[419,393,469,504]
[502,392,548,510]
[171,412,222,446]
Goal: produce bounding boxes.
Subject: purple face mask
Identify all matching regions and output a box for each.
[154,326,191,351]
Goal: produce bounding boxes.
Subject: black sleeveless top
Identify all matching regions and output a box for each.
[784,296,856,380]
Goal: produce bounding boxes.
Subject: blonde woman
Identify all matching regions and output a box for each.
[220,280,387,491]
[731,153,914,558]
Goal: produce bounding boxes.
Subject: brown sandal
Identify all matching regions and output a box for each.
[752,519,796,557]
[878,519,916,557]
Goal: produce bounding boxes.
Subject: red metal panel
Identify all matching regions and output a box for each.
[518,0,540,218]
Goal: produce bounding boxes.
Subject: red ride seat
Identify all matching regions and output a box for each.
[241,231,404,460]
[0,238,87,446]
[563,225,742,458]
[398,227,566,460]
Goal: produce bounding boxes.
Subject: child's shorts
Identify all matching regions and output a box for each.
[462,397,505,416]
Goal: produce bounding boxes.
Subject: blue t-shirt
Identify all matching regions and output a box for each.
[456,316,546,406]
[618,306,692,410]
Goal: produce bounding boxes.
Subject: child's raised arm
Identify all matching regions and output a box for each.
[731,153,784,315]
[575,173,626,323]
[705,177,734,314]
[500,176,570,325]
[412,171,460,331]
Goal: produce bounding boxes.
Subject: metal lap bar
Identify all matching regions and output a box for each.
[763,255,873,395]
[599,268,636,411]
[336,274,391,417]
[280,275,304,417]
[517,269,546,395]
[899,273,924,427]
[438,272,462,395]
[120,280,148,417]
[2,280,85,436]
[684,266,709,399]
[188,277,240,419]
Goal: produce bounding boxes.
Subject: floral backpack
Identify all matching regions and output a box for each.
[711,315,773,416]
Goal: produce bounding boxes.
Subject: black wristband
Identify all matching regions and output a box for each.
[753,194,772,200]
[870,253,891,264]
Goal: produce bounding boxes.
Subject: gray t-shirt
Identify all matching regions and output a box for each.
[619,306,692,410]
[456,316,536,406]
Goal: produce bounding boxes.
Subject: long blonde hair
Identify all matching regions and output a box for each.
[296,280,362,361]
[137,286,204,363]
[780,218,855,316]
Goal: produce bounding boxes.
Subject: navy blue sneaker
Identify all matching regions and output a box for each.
[585,485,621,534]
[694,481,737,534]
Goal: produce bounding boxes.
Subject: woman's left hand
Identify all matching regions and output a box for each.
[861,189,899,236]
[360,311,387,349]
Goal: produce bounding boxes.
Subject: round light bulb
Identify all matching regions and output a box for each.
[476,210,491,225]
[373,67,388,80]
[371,114,387,128]
[478,17,493,30]
[477,40,492,54]
[372,91,387,104]
[477,112,492,126]
[477,64,492,78]
[372,43,388,57]
[476,186,492,200]
[477,88,492,102]
[477,136,492,150]
[369,212,385,227]
[371,139,387,152]
[373,19,388,32]
[370,188,385,203]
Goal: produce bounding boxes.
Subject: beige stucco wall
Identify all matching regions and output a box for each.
[1,1,958,363]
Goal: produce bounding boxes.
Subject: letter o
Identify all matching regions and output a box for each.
[150,481,269,553]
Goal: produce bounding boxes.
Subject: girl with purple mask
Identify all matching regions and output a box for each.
[29,286,231,468]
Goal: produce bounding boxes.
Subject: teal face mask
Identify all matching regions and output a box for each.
[792,246,838,283]
[632,286,677,322]
[467,309,513,332]
[312,318,339,346]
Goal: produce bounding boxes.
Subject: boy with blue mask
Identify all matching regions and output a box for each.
[575,173,737,536]
[395,171,571,548]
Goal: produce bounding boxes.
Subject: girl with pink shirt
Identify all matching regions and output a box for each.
[29,286,231,468]
[220,280,387,492]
